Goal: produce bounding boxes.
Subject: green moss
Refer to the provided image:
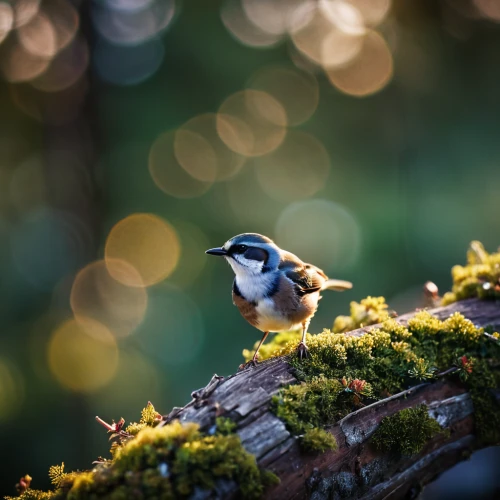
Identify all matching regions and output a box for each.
[333,296,394,333]
[215,416,237,435]
[442,241,500,304]
[124,401,161,436]
[301,428,338,453]
[242,297,394,363]
[371,405,442,455]
[5,491,54,500]
[271,310,499,446]
[6,408,276,500]
[242,331,299,362]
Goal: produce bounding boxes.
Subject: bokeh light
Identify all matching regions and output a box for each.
[0,2,14,45]
[326,30,393,96]
[137,286,204,366]
[12,0,40,29]
[254,130,330,201]
[0,358,24,421]
[221,0,282,48]
[105,213,181,287]
[31,36,89,92]
[94,36,164,86]
[290,1,344,66]
[48,318,119,393]
[348,0,392,26]
[41,0,79,52]
[70,259,148,338]
[176,113,246,181]
[173,129,218,183]
[241,0,303,36]
[17,12,57,59]
[92,0,176,46]
[216,89,287,157]
[11,208,93,290]
[247,65,319,126]
[0,39,50,82]
[167,220,210,289]
[275,199,362,273]
[474,0,500,22]
[320,0,366,36]
[149,130,213,198]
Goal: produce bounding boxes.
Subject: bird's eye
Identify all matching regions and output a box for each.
[234,244,248,253]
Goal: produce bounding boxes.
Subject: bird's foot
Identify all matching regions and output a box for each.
[238,356,259,371]
[296,342,309,360]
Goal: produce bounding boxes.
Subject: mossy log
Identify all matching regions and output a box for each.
[162,298,500,500]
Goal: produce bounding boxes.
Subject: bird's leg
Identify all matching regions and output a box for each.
[297,321,310,360]
[239,331,269,370]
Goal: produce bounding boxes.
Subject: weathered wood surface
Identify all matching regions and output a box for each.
[162,299,500,499]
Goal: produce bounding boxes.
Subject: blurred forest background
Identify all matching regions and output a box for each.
[0,0,499,497]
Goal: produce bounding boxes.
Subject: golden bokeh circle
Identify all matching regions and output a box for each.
[326,30,393,96]
[254,130,330,201]
[221,0,282,48]
[247,65,319,126]
[216,89,287,157]
[70,259,148,338]
[347,0,392,26]
[173,129,218,183]
[48,318,119,392]
[177,113,246,181]
[290,2,335,66]
[149,131,213,198]
[105,213,180,287]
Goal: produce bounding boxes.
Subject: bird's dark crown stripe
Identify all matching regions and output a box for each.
[232,233,273,245]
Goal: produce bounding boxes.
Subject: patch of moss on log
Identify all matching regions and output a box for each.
[442,241,500,304]
[371,405,443,455]
[301,428,338,453]
[242,296,392,363]
[6,408,278,500]
[271,311,500,447]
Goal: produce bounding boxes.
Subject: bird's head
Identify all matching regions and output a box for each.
[206,233,280,276]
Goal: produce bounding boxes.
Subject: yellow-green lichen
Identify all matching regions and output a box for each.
[6,406,276,500]
[442,241,500,304]
[371,405,443,455]
[333,296,394,333]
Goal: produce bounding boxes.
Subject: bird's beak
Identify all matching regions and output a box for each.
[205,247,228,256]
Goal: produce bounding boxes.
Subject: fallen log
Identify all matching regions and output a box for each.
[163,298,500,499]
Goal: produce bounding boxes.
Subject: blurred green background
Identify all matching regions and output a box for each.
[0,0,500,496]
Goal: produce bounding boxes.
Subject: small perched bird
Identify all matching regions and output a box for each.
[206,233,352,365]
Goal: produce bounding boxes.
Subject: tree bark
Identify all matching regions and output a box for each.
[162,299,500,499]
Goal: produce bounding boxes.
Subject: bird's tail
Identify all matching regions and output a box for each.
[322,279,353,291]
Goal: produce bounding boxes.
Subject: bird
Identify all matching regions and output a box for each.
[205,233,352,366]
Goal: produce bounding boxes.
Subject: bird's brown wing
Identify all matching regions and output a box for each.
[279,256,326,296]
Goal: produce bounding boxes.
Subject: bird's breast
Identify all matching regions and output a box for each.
[255,298,297,332]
